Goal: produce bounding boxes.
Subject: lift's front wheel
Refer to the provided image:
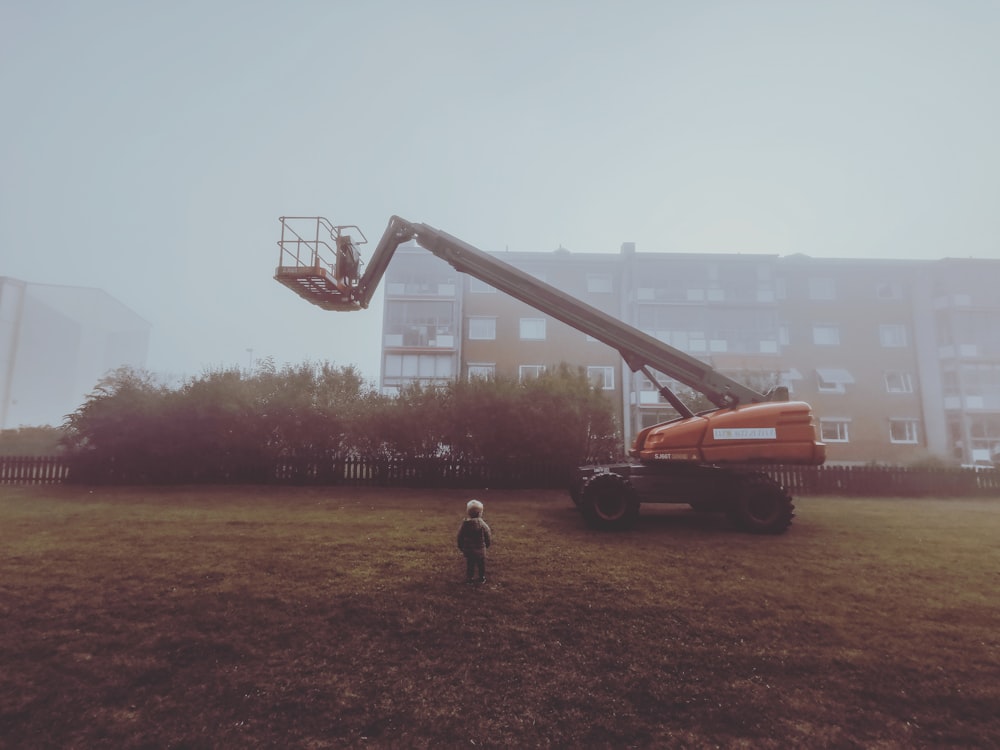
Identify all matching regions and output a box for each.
[579,473,640,530]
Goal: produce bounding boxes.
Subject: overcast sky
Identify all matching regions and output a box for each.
[2,0,998,385]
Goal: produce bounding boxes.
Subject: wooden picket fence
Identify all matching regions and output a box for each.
[270,455,573,489]
[0,455,70,485]
[1,454,999,497]
[765,463,1000,498]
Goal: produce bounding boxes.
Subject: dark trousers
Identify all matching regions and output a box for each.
[465,552,486,581]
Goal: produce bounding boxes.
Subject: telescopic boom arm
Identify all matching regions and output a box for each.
[275,215,780,410]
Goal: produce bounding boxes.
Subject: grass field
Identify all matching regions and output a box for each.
[1,485,998,749]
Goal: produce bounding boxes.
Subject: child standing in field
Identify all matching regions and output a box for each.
[457,499,492,584]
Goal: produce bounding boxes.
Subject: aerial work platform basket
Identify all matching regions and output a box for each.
[274,216,367,311]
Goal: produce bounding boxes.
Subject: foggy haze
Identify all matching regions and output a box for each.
[2,1,998,386]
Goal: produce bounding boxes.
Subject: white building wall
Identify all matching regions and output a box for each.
[0,277,150,428]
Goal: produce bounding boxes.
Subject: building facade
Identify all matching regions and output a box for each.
[379,245,1000,467]
[0,277,150,429]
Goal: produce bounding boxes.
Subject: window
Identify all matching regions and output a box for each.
[587,274,613,293]
[779,368,802,395]
[757,286,775,303]
[467,363,495,380]
[519,365,545,382]
[587,366,614,390]
[959,414,1000,464]
[384,353,454,380]
[383,300,455,346]
[889,419,920,444]
[808,278,836,300]
[813,325,840,346]
[775,277,787,300]
[817,377,843,394]
[468,317,496,340]
[876,281,902,300]
[820,419,850,443]
[816,368,854,394]
[519,318,546,340]
[384,260,457,297]
[956,363,1000,402]
[637,377,659,404]
[880,324,908,348]
[884,371,914,394]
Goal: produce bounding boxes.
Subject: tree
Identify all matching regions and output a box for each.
[61,366,169,482]
[254,361,382,480]
[444,365,620,469]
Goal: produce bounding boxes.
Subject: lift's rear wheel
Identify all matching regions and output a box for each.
[728,473,794,534]
[579,472,640,530]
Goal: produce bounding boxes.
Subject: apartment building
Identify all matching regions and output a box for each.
[379,244,1000,467]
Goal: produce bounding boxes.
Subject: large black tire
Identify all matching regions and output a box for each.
[727,473,794,534]
[579,472,640,530]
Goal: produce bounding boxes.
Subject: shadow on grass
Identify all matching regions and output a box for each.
[545,501,747,536]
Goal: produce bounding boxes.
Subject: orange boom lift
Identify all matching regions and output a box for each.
[276,216,825,533]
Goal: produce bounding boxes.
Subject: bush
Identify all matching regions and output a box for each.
[61,362,620,484]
